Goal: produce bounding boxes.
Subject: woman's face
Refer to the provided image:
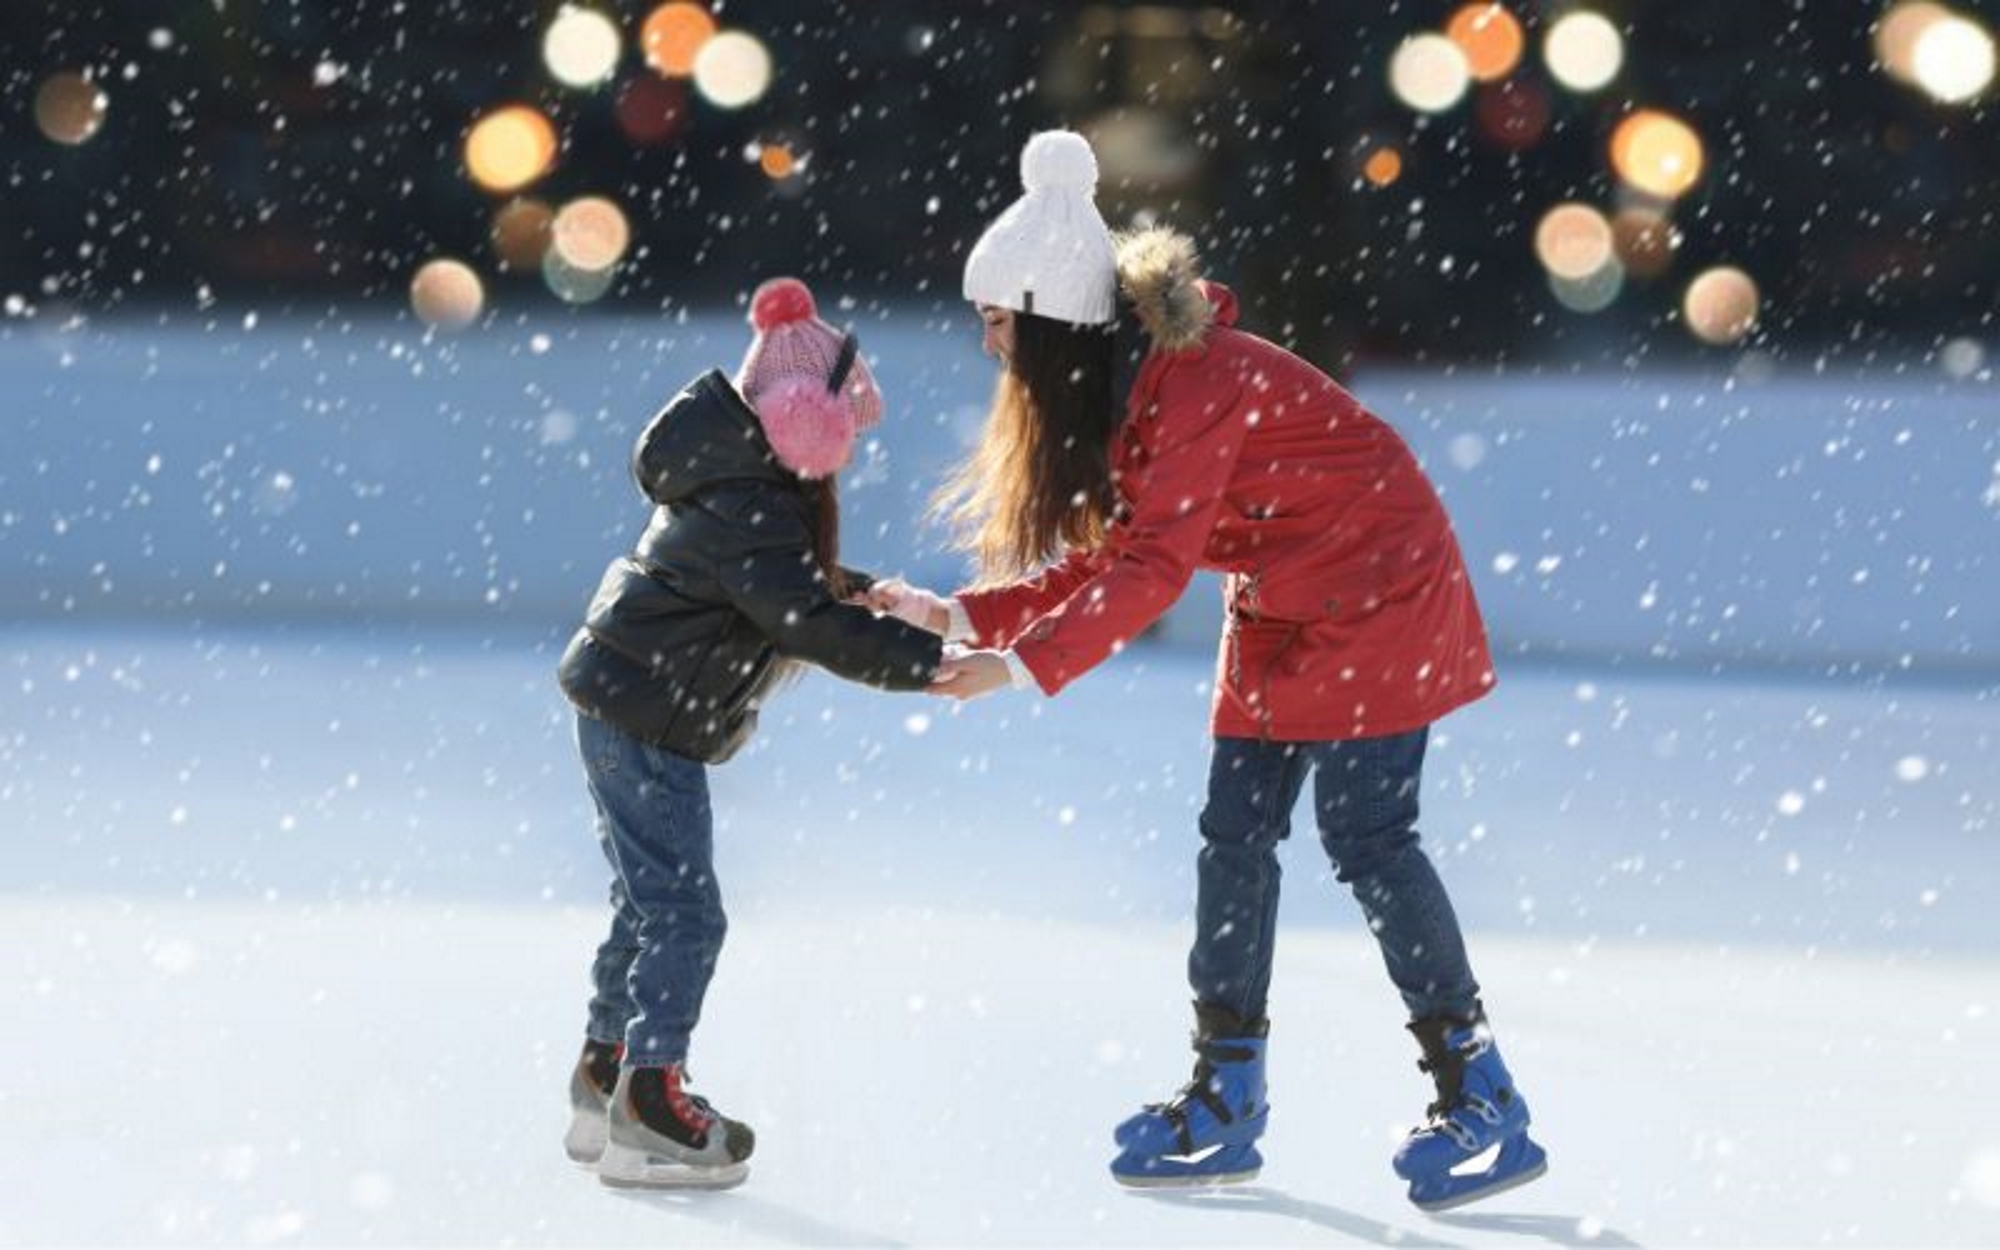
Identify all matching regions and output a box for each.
[977,303,1015,363]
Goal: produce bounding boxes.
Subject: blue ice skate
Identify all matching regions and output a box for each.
[1393,1014,1548,1211]
[1111,1003,1269,1188]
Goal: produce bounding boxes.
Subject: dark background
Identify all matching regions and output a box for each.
[4,0,1995,367]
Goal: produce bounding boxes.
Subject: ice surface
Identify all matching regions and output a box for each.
[2,629,1997,1243]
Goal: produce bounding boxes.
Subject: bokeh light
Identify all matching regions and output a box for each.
[464,105,558,194]
[1389,33,1473,114]
[1543,10,1623,93]
[490,198,555,273]
[1876,2,1953,83]
[642,3,717,78]
[544,6,622,90]
[552,196,632,272]
[1363,146,1404,187]
[1549,261,1625,314]
[410,259,485,329]
[1682,266,1760,345]
[543,252,618,304]
[1475,79,1552,150]
[757,142,798,180]
[1534,203,1615,281]
[1913,13,1996,102]
[693,31,773,109]
[34,73,108,145]
[1610,109,1706,201]
[615,76,689,146]
[1612,207,1677,279]
[1446,5,1525,82]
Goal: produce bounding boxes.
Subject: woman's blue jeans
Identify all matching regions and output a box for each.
[576,713,725,1068]
[1189,727,1480,1024]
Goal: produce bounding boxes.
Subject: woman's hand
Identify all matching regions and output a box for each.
[928,649,1012,700]
[862,578,952,635]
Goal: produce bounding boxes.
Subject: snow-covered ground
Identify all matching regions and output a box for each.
[4,625,1998,1245]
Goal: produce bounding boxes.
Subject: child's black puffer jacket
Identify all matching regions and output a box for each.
[558,370,942,763]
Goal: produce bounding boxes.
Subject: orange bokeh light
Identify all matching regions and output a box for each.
[642,3,717,78]
[1362,147,1404,187]
[464,105,558,194]
[758,144,797,179]
[1683,266,1759,345]
[1609,109,1705,201]
[1446,4,1525,81]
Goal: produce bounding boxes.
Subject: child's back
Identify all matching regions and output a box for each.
[558,364,938,763]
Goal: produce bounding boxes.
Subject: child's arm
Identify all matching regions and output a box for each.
[713,495,942,692]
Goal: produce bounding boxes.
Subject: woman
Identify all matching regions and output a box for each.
[875,131,1546,1210]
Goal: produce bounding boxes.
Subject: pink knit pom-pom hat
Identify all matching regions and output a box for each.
[736,277,881,479]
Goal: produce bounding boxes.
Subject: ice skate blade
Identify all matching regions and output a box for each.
[1113,1166,1261,1190]
[1409,1138,1548,1212]
[1111,1141,1263,1189]
[597,1142,748,1191]
[564,1109,608,1166]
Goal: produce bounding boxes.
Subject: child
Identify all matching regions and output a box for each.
[555,277,942,1189]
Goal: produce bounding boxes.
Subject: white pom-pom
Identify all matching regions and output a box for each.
[1020,130,1098,194]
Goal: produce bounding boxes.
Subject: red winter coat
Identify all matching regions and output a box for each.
[956,228,1494,741]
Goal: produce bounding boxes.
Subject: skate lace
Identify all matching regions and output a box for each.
[1147,1045,1239,1132]
[665,1067,717,1132]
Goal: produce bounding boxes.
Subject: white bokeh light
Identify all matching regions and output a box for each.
[693,31,773,110]
[544,6,622,90]
[1389,33,1472,114]
[1544,11,1624,93]
[1913,14,1996,103]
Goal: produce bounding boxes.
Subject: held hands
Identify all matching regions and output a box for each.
[859,578,952,636]
[928,648,1011,701]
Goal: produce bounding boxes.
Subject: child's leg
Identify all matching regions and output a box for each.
[584,851,641,1048]
[575,714,725,1069]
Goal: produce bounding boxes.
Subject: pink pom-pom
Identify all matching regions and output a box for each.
[753,376,856,479]
[749,277,817,331]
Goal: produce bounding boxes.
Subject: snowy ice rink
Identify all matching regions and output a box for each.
[3,628,1998,1245]
[4,318,1999,1244]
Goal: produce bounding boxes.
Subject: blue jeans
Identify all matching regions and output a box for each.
[576,713,725,1068]
[1189,728,1480,1024]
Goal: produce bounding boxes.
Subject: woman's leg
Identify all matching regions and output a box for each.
[1188,738,1313,1023]
[1310,727,1480,1022]
[576,714,726,1068]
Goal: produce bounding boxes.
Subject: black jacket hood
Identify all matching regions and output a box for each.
[632,369,789,506]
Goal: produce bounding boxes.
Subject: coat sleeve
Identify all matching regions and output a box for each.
[1009,359,1253,695]
[712,492,942,691]
[954,547,1109,649]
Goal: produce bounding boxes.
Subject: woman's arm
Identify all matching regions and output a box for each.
[953,547,1110,649]
[1005,362,1254,695]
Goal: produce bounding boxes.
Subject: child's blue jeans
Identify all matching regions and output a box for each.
[576,712,724,1068]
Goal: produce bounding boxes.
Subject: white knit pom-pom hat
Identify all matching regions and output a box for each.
[961,130,1118,327]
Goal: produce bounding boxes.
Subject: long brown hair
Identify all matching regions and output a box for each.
[933,312,1119,584]
[801,476,848,600]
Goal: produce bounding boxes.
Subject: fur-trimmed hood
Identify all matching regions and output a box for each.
[1115,227,1229,352]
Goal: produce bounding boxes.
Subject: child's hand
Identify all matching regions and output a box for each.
[864,578,952,635]
[929,650,1011,700]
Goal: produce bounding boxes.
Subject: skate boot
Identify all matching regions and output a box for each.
[1110,1002,1270,1187]
[1392,1010,1548,1210]
[563,1038,622,1165]
[596,1063,755,1190]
